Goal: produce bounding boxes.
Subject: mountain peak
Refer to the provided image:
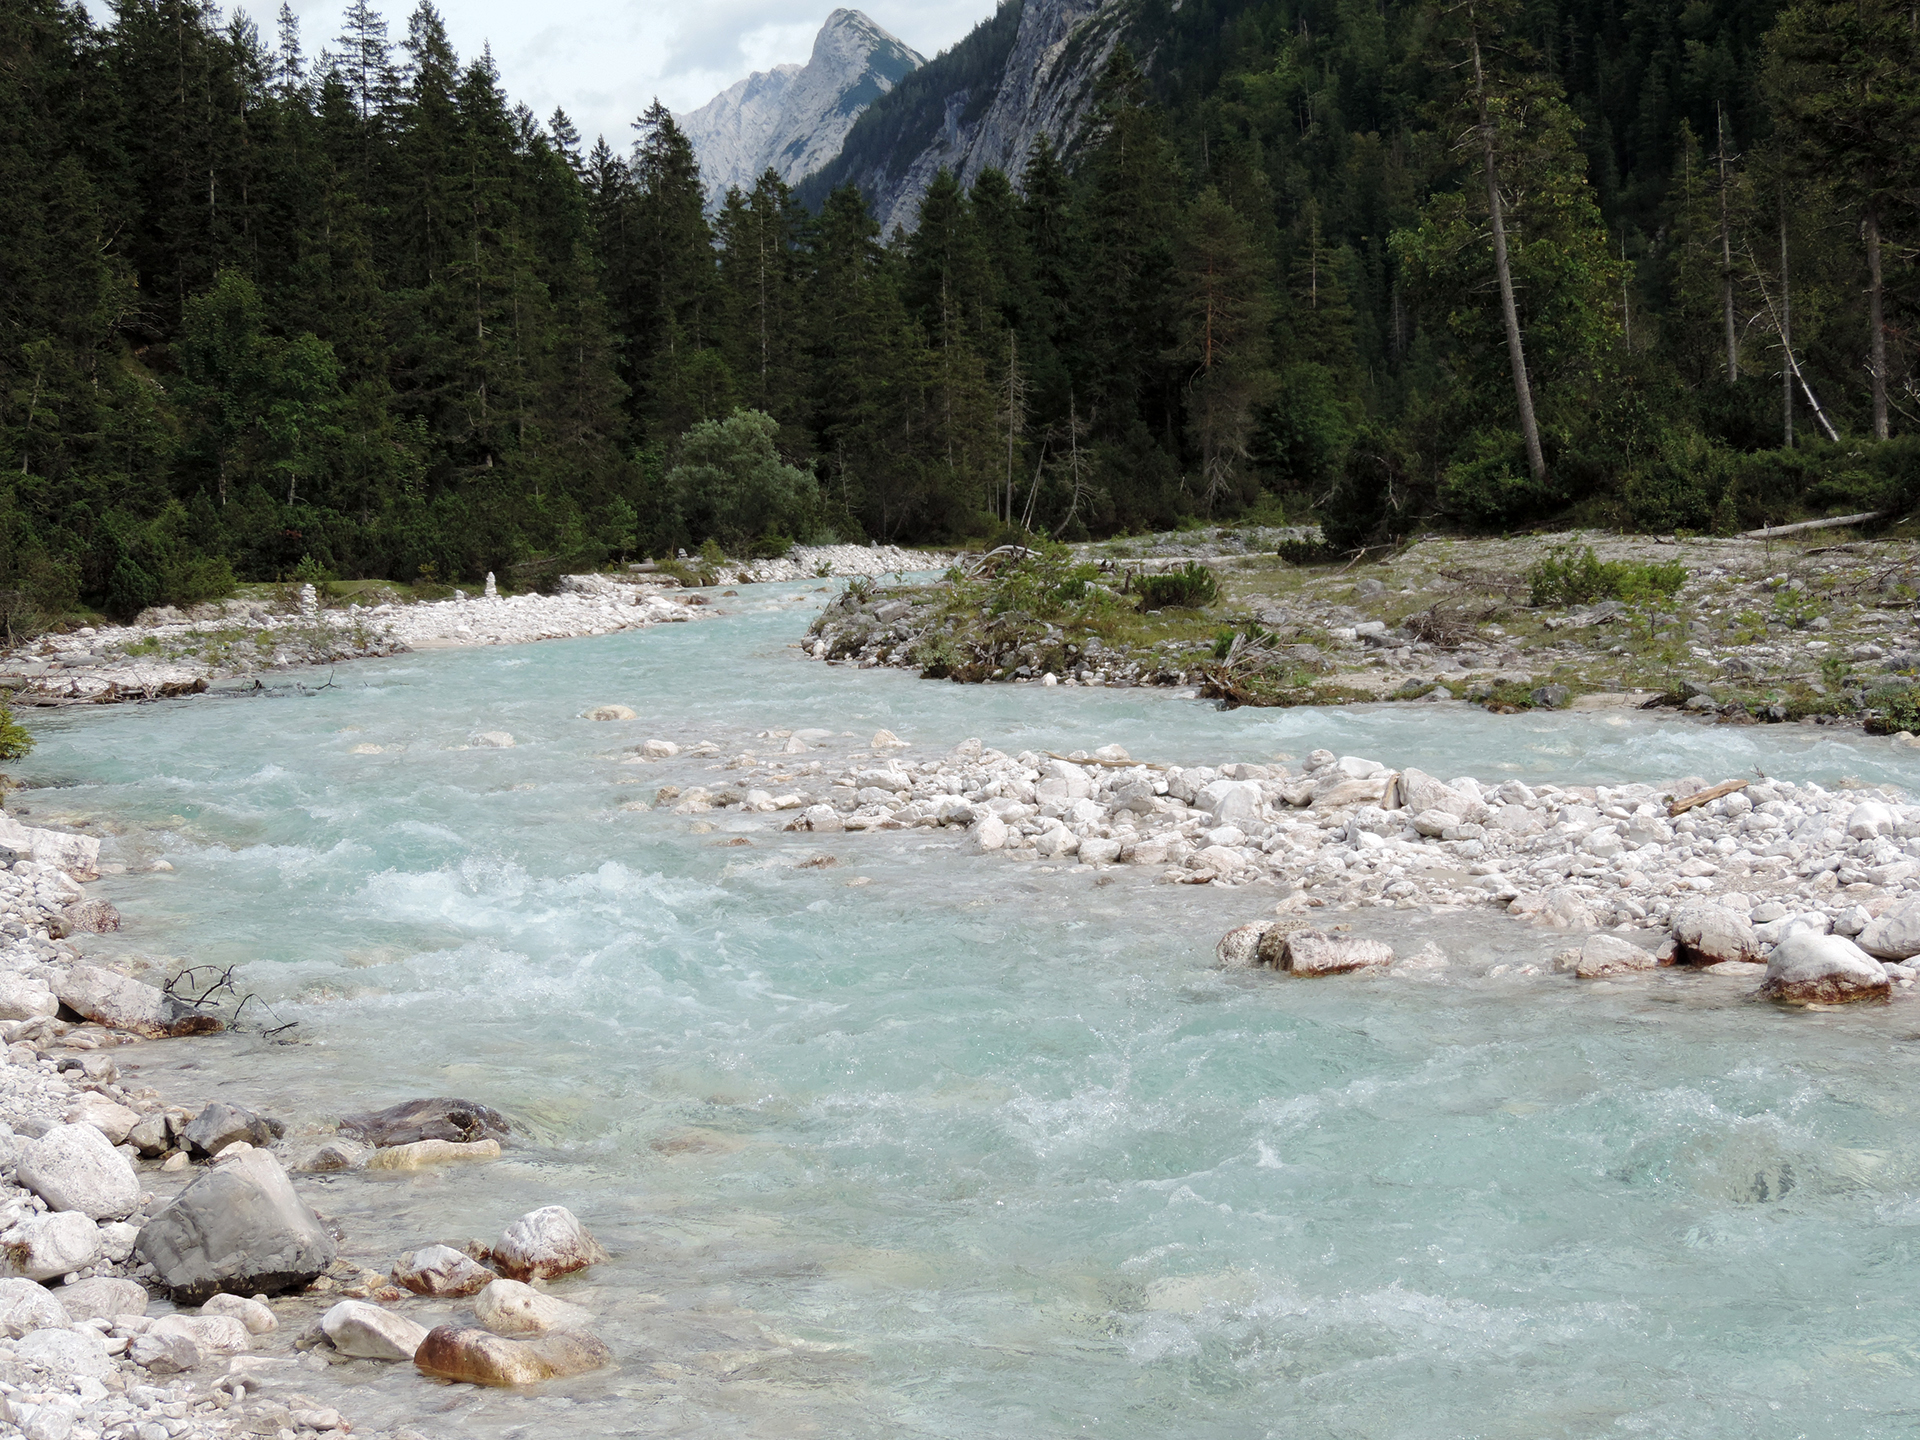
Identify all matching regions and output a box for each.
[679,11,924,203]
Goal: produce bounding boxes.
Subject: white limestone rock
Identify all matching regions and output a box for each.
[472,1278,590,1337]
[322,1299,428,1360]
[16,1123,140,1219]
[1760,932,1892,1005]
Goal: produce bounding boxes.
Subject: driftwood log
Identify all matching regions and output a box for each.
[1668,778,1750,817]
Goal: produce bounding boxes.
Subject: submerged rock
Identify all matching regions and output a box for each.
[338,1097,511,1148]
[489,1206,608,1282]
[135,1150,337,1304]
[1759,932,1892,1005]
[472,1278,590,1337]
[53,964,222,1039]
[365,1137,501,1171]
[413,1324,613,1386]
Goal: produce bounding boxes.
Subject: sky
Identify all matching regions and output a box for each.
[214,0,995,149]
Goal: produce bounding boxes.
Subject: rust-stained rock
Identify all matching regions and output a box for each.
[413,1324,612,1386]
[489,1206,608,1283]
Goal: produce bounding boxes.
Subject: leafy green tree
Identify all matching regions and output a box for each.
[668,409,815,548]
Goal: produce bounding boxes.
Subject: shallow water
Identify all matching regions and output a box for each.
[25,583,1920,1438]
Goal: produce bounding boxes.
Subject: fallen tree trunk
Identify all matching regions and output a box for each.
[1741,511,1884,539]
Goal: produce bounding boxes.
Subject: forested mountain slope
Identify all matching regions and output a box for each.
[0,0,1914,626]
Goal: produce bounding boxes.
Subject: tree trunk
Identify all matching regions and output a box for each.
[1469,16,1546,484]
[1780,204,1793,447]
[1717,106,1737,385]
[1866,207,1888,440]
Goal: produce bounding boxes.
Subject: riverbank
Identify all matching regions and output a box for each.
[803,526,1920,732]
[0,543,942,708]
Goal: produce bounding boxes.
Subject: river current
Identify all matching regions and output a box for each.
[23,582,1920,1438]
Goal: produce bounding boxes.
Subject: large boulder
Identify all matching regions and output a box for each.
[0,1211,103,1281]
[182,1103,282,1158]
[53,965,221,1039]
[321,1300,428,1360]
[1197,780,1264,826]
[1856,903,1920,961]
[1393,767,1479,820]
[473,1279,590,1337]
[413,1325,613,1386]
[58,1276,148,1322]
[1255,929,1394,976]
[1670,903,1762,966]
[489,1206,608,1283]
[1759,932,1892,1005]
[134,1149,337,1304]
[16,1122,140,1219]
[337,1098,510,1149]
[0,1277,70,1336]
[57,900,121,934]
[392,1244,496,1298]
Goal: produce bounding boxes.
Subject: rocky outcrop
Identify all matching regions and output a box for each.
[806,0,1126,234]
[680,10,923,202]
[134,1150,337,1303]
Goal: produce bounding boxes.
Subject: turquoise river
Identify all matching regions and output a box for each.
[21,581,1920,1438]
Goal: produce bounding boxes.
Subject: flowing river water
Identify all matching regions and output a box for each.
[21,581,1920,1438]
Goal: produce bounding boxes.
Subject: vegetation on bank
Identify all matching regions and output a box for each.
[4,0,1916,632]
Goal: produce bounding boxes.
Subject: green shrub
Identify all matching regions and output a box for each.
[0,704,33,763]
[1526,545,1686,607]
[1135,562,1219,610]
[749,533,795,560]
[698,537,726,565]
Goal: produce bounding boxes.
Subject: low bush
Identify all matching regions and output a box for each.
[1526,545,1686,607]
[1134,561,1219,610]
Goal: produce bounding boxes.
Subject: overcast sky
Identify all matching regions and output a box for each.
[218,0,993,149]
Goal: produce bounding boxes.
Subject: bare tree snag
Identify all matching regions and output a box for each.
[1467,8,1546,485]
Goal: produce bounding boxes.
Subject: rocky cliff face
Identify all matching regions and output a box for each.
[678,10,922,204]
[801,0,1129,234]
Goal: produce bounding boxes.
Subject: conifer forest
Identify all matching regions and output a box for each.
[4,0,1918,618]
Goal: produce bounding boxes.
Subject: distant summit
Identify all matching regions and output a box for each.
[678,10,923,203]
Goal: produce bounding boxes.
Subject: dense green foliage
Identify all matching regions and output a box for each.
[1135,562,1222,610]
[2,0,1916,624]
[1525,545,1687,606]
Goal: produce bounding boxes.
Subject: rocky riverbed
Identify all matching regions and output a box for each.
[0,543,939,709]
[0,814,621,1438]
[631,725,1920,1006]
[802,527,1920,732]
